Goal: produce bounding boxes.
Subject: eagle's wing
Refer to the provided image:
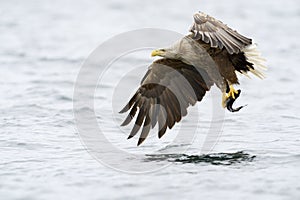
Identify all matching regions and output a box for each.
[190,12,252,54]
[120,58,214,146]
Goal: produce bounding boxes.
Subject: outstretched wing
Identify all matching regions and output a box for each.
[120,58,214,146]
[190,12,252,54]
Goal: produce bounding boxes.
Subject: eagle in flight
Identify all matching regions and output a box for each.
[120,12,266,146]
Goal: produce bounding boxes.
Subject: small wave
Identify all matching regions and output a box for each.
[56,95,72,101]
[280,115,300,120]
[38,56,83,63]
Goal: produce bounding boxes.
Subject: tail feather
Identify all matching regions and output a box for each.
[242,43,267,79]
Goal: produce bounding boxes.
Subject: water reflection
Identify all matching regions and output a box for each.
[145,151,256,165]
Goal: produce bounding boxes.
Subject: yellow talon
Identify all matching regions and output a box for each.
[222,85,239,108]
[227,85,239,99]
[222,85,244,112]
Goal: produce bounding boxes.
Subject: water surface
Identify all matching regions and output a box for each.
[1,0,300,199]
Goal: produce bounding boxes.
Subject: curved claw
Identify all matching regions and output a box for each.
[225,90,246,112]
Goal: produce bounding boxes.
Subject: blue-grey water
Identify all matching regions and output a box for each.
[1,0,300,199]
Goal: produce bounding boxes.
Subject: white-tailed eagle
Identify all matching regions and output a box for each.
[120,12,266,146]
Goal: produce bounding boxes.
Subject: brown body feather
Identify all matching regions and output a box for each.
[198,40,253,85]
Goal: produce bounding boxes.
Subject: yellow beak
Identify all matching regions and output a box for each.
[151,49,163,57]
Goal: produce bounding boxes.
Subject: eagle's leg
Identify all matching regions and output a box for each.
[222,93,227,108]
[222,84,244,112]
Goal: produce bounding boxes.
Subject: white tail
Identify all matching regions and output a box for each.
[242,44,267,79]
